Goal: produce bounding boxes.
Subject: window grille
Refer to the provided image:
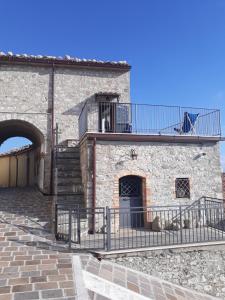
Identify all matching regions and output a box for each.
[119,176,141,197]
[175,178,190,198]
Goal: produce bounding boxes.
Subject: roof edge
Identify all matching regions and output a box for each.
[80,133,224,144]
[0,54,131,70]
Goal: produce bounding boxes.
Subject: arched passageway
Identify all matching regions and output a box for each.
[0,120,46,190]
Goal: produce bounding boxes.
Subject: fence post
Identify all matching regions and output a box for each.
[106,206,111,251]
[68,208,72,250]
[179,206,183,243]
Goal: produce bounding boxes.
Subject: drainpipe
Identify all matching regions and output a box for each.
[50,63,55,195]
[92,137,96,233]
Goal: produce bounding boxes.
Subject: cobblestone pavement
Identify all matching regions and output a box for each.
[0,187,53,232]
[0,187,76,300]
[80,255,220,300]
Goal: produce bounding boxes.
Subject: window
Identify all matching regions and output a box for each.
[175,178,190,198]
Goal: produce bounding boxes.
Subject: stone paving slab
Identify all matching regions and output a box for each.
[0,188,77,300]
[80,254,220,300]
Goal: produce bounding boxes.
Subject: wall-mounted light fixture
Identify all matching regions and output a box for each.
[193,152,207,160]
[131,149,138,160]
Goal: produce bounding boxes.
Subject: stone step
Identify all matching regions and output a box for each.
[57,170,81,178]
[56,152,80,159]
[57,185,84,194]
[57,146,80,153]
[56,194,84,207]
[56,164,80,172]
[56,164,80,171]
[56,158,80,165]
[57,178,82,186]
[57,200,85,208]
[59,140,79,147]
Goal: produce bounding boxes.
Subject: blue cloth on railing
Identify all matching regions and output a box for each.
[182,112,199,132]
[175,112,199,133]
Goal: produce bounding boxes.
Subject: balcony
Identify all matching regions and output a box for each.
[79,101,221,139]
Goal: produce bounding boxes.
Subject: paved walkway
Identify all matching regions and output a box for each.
[0,187,221,300]
[0,187,76,300]
[79,255,220,300]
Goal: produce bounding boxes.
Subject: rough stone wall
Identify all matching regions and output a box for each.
[0,64,51,137]
[0,63,130,142]
[222,173,225,200]
[109,245,225,299]
[0,63,130,193]
[0,64,52,193]
[95,140,222,207]
[54,67,130,142]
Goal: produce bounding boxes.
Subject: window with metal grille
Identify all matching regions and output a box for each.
[119,176,141,197]
[175,178,190,198]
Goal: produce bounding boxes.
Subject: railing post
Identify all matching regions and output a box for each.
[68,208,72,250]
[179,206,183,243]
[106,206,111,251]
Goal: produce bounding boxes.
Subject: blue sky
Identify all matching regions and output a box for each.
[0,0,224,167]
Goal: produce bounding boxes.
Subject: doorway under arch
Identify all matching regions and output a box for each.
[119,175,144,228]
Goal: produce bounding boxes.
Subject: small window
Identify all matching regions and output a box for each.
[175,178,190,198]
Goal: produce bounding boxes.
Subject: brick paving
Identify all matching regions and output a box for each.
[0,187,222,300]
[80,255,220,300]
[0,187,76,300]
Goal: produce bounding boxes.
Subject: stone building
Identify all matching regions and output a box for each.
[222,173,225,199]
[0,51,223,223]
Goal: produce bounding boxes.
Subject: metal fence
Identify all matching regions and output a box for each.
[55,197,225,251]
[55,205,106,250]
[79,101,221,138]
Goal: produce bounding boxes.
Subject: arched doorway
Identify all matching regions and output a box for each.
[0,120,45,190]
[119,175,144,228]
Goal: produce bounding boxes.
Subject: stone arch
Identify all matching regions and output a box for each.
[0,119,45,148]
[0,119,50,193]
[113,170,151,208]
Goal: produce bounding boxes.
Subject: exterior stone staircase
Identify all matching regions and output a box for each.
[55,140,84,207]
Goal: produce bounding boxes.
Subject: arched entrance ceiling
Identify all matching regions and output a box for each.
[0,119,44,147]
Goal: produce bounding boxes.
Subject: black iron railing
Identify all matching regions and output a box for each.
[55,197,225,251]
[79,102,221,138]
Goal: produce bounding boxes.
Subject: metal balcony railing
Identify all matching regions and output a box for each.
[79,101,221,138]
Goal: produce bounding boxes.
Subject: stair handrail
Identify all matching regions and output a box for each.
[171,196,205,221]
[172,196,224,222]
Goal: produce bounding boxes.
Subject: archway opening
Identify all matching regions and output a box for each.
[0,137,32,154]
[0,120,44,189]
[119,175,144,228]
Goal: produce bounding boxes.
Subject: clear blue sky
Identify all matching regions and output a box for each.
[0,0,224,167]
